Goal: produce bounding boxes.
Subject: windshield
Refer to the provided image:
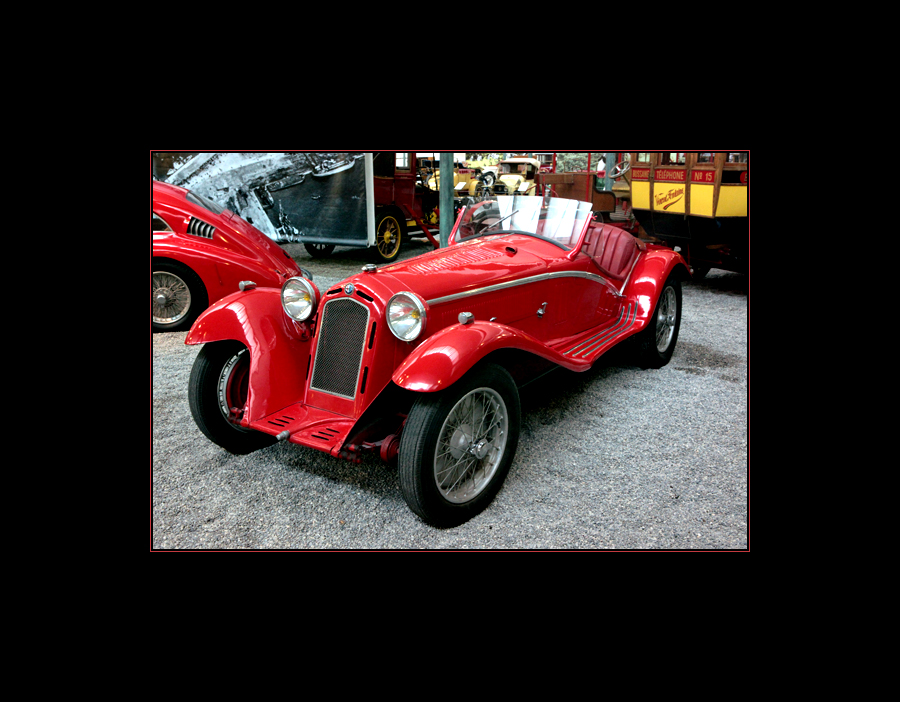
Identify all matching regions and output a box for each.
[185,190,226,216]
[454,195,593,251]
[500,161,535,175]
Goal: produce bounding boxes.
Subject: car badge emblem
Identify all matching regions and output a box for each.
[344,284,355,295]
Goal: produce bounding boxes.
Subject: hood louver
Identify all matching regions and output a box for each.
[188,217,215,239]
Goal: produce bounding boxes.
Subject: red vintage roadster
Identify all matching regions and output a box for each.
[186,194,689,526]
[152,180,303,331]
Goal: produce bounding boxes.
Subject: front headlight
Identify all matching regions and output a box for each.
[282,277,318,321]
[387,292,426,341]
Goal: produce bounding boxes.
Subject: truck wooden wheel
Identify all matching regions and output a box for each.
[374,211,404,262]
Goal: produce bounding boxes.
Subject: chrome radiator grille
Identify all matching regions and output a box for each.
[310,298,369,399]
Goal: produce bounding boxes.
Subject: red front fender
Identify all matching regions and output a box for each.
[185,287,313,422]
[392,321,585,393]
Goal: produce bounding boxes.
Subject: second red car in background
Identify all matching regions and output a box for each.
[152,180,303,332]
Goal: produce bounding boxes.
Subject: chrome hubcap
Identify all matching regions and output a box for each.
[152,271,191,325]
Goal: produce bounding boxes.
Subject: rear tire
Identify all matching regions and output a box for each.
[634,274,682,369]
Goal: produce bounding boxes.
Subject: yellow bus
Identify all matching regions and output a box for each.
[614,152,748,277]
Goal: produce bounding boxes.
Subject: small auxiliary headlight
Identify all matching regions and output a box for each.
[281,277,318,321]
[387,292,426,341]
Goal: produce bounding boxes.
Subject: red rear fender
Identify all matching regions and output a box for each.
[627,248,690,320]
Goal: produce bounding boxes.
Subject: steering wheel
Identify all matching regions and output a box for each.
[609,160,631,180]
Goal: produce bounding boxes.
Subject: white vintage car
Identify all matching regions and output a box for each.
[491,157,541,195]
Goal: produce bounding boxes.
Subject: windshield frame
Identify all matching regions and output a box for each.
[451,195,593,252]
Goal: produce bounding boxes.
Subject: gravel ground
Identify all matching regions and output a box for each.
[151,237,749,550]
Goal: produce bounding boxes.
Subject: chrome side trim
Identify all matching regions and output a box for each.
[564,303,637,358]
[426,270,619,306]
[619,256,641,295]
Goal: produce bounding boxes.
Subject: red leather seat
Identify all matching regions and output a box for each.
[583,223,644,281]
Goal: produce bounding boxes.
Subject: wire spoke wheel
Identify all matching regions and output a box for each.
[151,260,206,332]
[435,388,509,504]
[152,271,191,325]
[398,362,520,527]
[634,274,681,369]
[655,285,677,353]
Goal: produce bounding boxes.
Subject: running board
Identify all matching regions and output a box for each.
[556,303,638,364]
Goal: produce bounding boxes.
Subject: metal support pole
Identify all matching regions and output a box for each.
[586,152,592,202]
[605,152,616,191]
[439,152,453,248]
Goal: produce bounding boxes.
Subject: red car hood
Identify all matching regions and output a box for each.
[154,180,299,278]
[219,208,300,276]
[372,235,550,303]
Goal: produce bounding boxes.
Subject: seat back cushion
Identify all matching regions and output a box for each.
[584,223,641,281]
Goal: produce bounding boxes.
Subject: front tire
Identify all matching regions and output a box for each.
[398,363,520,527]
[634,274,682,369]
[188,341,276,455]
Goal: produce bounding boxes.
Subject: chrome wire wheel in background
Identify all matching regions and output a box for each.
[655,285,677,353]
[151,260,207,332]
[152,270,191,327]
[434,387,509,504]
